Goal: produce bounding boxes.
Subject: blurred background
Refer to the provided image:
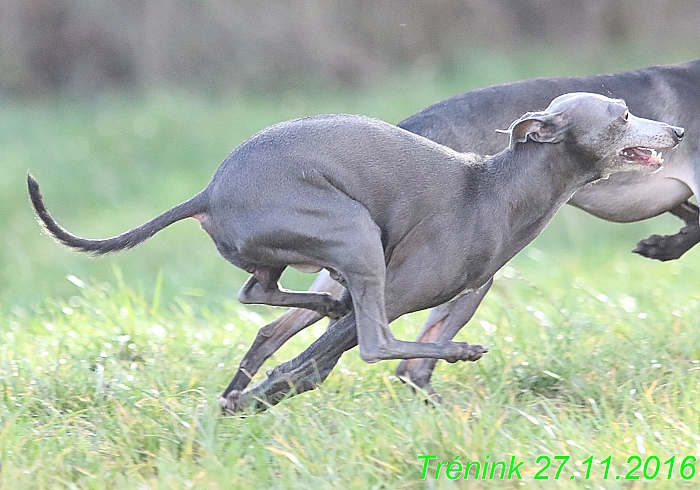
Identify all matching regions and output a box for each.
[2,0,700,95]
[1,0,699,309]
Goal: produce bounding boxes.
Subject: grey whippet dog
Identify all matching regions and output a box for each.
[224,59,700,408]
[28,92,683,410]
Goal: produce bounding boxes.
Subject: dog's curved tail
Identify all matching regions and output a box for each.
[27,173,209,256]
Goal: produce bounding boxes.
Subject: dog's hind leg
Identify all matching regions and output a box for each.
[221,282,491,412]
[220,312,357,413]
[238,267,350,319]
[222,271,345,399]
[225,279,492,412]
[634,201,700,261]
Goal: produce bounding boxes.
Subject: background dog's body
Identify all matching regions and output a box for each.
[401,59,700,236]
[228,59,700,408]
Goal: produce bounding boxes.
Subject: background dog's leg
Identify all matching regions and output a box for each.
[634,201,700,261]
[221,271,345,398]
[670,201,700,224]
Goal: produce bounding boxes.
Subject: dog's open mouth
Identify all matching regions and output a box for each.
[620,146,665,168]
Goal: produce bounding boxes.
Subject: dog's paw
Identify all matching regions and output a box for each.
[219,390,242,414]
[325,299,352,319]
[445,343,488,363]
[633,231,690,262]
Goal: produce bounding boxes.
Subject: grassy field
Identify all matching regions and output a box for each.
[1,48,700,488]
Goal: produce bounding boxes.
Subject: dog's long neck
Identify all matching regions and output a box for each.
[484,142,600,253]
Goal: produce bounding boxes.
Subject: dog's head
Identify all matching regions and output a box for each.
[505,92,684,176]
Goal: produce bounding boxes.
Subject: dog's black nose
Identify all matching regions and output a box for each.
[674,126,685,141]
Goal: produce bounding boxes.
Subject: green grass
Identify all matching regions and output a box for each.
[1,233,699,488]
[1,47,700,487]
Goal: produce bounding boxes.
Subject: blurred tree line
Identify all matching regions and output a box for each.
[1,0,699,96]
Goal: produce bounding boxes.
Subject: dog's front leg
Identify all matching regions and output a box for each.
[396,278,493,396]
[634,201,700,261]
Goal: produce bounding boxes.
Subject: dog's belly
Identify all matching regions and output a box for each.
[290,264,324,274]
[570,169,693,222]
[383,235,496,319]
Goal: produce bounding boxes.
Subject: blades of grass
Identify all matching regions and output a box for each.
[151,270,163,316]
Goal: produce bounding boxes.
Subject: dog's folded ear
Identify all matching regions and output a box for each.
[505,110,568,150]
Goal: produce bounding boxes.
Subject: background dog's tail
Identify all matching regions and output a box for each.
[27,173,209,255]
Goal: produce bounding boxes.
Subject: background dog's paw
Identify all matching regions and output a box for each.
[633,225,699,261]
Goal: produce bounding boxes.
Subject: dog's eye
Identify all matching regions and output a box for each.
[621,110,629,121]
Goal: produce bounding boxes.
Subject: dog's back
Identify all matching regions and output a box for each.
[205,114,486,245]
[399,59,700,156]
